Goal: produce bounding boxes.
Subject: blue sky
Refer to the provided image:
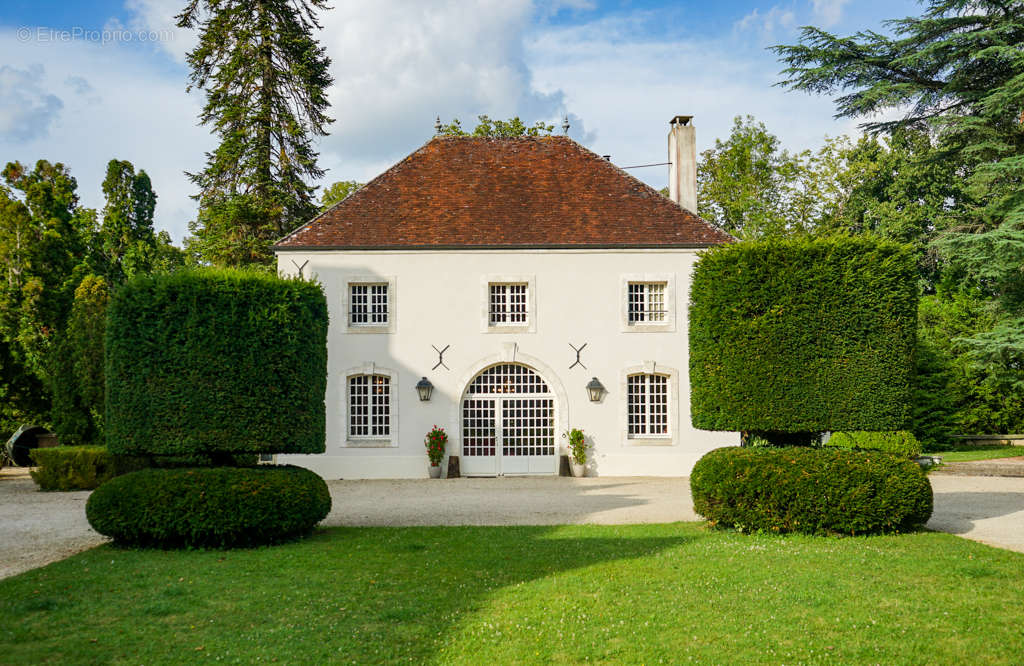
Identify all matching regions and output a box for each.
[0,0,920,241]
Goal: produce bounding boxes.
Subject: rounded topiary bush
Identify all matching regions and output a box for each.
[86,466,331,548]
[691,447,932,535]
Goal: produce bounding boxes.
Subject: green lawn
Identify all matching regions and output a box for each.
[934,447,1023,462]
[2,524,1023,664]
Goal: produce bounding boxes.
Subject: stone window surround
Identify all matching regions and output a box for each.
[342,275,397,334]
[620,273,676,333]
[619,361,680,447]
[480,274,537,334]
[343,363,398,448]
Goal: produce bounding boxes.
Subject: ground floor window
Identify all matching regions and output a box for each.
[627,373,669,437]
[349,374,391,438]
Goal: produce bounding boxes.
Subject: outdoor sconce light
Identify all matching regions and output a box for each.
[586,377,605,402]
[415,377,434,402]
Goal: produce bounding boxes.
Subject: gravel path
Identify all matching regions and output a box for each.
[0,468,108,580]
[2,470,1022,581]
[322,476,698,527]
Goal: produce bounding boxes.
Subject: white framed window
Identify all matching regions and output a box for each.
[350,283,388,326]
[342,276,396,333]
[628,282,667,324]
[481,275,537,333]
[627,373,669,437]
[621,363,679,445]
[620,273,676,332]
[344,365,398,447]
[489,283,528,325]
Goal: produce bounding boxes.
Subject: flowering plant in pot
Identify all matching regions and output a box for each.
[564,428,587,477]
[425,426,447,478]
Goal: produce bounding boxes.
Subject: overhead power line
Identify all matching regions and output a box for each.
[620,161,670,169]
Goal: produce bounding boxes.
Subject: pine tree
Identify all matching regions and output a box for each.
[177,0,333,267]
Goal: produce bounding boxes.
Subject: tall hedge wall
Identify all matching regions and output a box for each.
[106,269,328,457]
[689,237,917,433]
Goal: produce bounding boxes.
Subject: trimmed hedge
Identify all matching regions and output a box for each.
[105,269,328,457]
[29,446,125,491]
[85,465,331,548]
[27,447,259,491]
[690,447,933,535]
[825,431,922,459]
[689,237,917,433]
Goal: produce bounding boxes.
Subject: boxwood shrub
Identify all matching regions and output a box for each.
[689,237,917,434]
[28,447,124,491]
[105,269,328,458]
[690,447,933,535]
[825,431,922,459]
[86,466,331,548]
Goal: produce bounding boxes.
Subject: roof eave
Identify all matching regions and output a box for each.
[273,241,729,253]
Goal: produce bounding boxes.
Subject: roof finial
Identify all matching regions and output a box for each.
[561,114,570,135]
[434,116,442,135]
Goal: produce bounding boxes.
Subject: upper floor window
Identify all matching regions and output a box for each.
[489,283,528,326]
[350,283,388,326]
[481,274,536,333]
[344,276,396,333]
[627,282,667,324]
[620,274,675,333]
[348,373,391,438]
[627,373,669,438]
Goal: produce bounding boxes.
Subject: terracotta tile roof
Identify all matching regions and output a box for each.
[275,136,733,250]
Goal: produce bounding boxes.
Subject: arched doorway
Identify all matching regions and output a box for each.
[461,363,557,476]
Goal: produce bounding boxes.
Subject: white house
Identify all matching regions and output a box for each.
[273,116,736,479]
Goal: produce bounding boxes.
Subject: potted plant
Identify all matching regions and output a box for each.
[564,428,587,477]
[425,425,447,478]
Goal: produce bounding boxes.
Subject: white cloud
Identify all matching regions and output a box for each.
[0,64,64,142]
[527,13,858,191]
[0,29,209,243]
[734,6,797,42]
[811,0,851,27]
[314,0,582,181]
[125,0,195,63]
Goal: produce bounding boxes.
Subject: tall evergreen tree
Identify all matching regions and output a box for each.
[177,0,334,267]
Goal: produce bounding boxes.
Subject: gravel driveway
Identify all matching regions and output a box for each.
[0,468,104,580]
[2,469,1022,580]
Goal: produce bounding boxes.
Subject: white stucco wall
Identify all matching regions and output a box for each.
[275,249,736,479]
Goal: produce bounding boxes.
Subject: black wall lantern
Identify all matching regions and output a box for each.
[586,377,605,402]
[415,377,434,402]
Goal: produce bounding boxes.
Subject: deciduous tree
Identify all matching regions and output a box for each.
[437,115,555,137]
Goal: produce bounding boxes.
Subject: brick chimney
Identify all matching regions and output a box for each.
[668,115,697,213]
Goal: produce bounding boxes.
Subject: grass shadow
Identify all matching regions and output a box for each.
[0,524,694,663]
